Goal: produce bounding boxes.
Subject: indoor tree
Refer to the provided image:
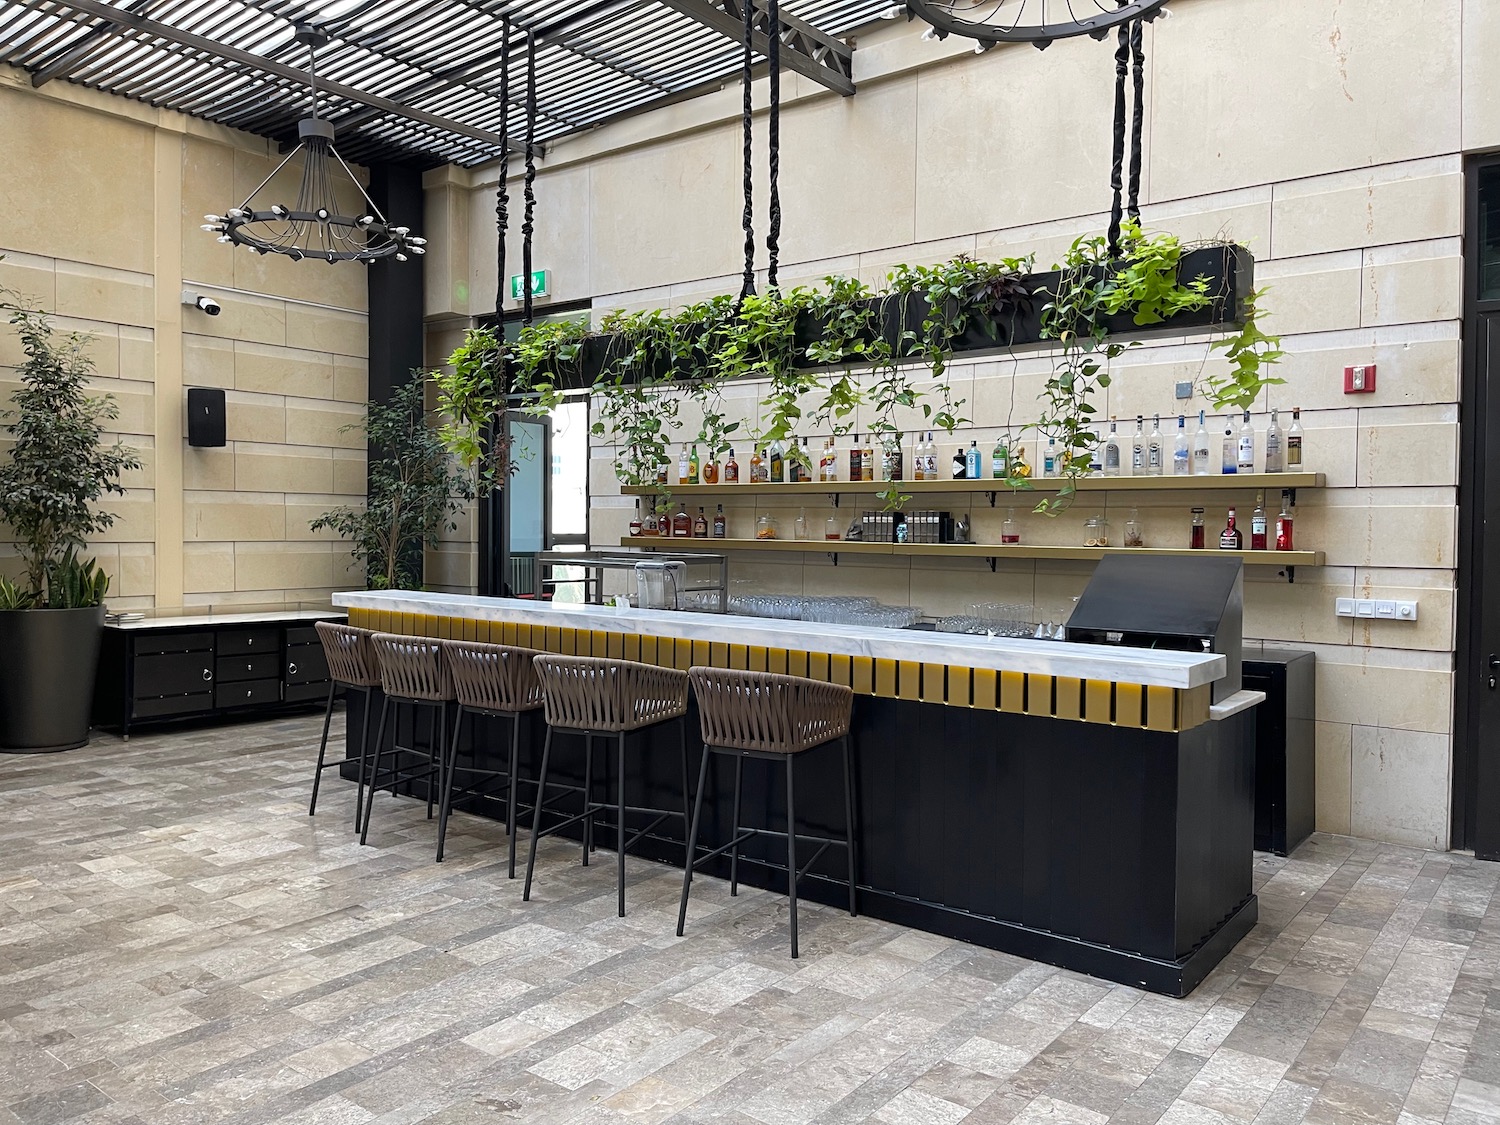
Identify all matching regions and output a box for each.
[311,376,476,590]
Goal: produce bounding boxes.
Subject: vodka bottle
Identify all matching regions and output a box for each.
[1103,418,1121,477]
[1237,411,1256,473]
[1193,410,1212,475]
[1147,414,1164,476]
[1265,409,1284,474]
[1131,415,1145,474]
[1221,420,1236,475]
[1172,415,1190,476]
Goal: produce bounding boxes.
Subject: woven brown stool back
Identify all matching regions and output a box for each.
[443,640,545,714]
[688,666,853,754]
[532,654,688,733]
[316,621,381,688]
[370,633,452,702]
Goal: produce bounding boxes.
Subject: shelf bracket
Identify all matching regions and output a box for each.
[828,493,840,509]
[1281,566,1296,584]
[986,490,997,508]
[827,552,839,566]
[986,556,997,573]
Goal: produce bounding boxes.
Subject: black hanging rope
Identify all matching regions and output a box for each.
[737,0,756,305]
[1107,12,1148,255]
[765,0,781,290]
[495,20,510,317]
[522,27,538,326]
[1106,19,1129,256]
[1128,17,1144,222]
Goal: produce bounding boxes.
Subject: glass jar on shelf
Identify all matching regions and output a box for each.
[755,513,779,541]
[1123,508,1143,548]
[1083,515,1110,547]
[1001,508,1021,545]
[824,515,842,541]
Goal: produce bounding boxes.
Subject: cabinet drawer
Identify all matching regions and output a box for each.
[135,651,215,698]
[285,644,329,684]
[216,653,280,684]
[285,625,327,645]
[132,691,213,719]
[215,679,281,708]
[284,681,333,704]
[133,631,213,657]
[216,628,280,656]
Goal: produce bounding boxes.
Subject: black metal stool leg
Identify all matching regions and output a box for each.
[676,744,713,937]
[507,712,523,879]
[436,704,464,863]
[842,735,857,917]
[360,696,391,846]
[353,688,372,832]
[582,732,594,865]
[730,754,744,896]
[679,718,691,820]
[522,726,553,902]
[425,704,438,820]
[616,730,627,918]
[309,681,336,816]
[786,754,798,959]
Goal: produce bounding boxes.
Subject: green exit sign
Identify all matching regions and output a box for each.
[510,270,550,301]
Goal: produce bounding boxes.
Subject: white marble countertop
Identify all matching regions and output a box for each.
[334,591,1226,690]
[107,609,342,630]
[1209,689,1267,721]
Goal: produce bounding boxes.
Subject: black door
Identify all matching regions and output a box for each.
[1456,158,1500,859]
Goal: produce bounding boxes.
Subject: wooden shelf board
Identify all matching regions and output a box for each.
[622,472,1323,498]
[618,538,1322,566]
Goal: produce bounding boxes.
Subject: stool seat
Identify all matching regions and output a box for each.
[308,622,380,831]
[679,666,858,959]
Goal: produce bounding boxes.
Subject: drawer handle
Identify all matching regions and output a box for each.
[288,663,298,675]
[202,669,213,682]
[246,663,254,672]
[246,689,253,698]
[247,638,255,646]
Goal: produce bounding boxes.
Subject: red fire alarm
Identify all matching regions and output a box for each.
[1344,364,1376,393]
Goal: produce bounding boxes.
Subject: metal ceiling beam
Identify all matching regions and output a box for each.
[656,0,854,96]
[29,0,156,86]
[15,0,526,155]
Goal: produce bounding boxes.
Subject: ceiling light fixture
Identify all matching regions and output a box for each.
[201,25,425,265]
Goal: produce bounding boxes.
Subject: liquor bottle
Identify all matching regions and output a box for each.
[798,436,812,483]
[1219,507,1243,550]
[1193,410,1211,475]
[1131,415,1146,474]
[1172,415,1190,476]
[1088,433,1102,474]
[671,502,691,538]
[688,443,701,484]
[724,448,739,483]
[862,436,875,481]
[656,460,668,486]
[884,433,905,481]
[951,443,967,480]
[713,504,726,538]
[1286,408,1304,470]
[1237,410,1256,473]
[749,447,763,483]
[1002,508,1021,544]
[1011,443,1031,479]
[1275,490,1294,551]
[702,450,719,484]
[629,499,643,537]
[1103,418,1121,477]
[821,438,836,482]
[1265,409,1284,474]
[678,444,692,485]
[1221,419,1237,475]
[693,507,709,538]
[912,434,926,481]
[992,433,1010,479]
[1147,414,1164,476]
[1190,507,1206,549]
[643,502,659,536]
[849,436,863,483]
[1043,437,1057,478]
[966,440,982,479]
[769,437,785,483]
[1250,489,1268,551]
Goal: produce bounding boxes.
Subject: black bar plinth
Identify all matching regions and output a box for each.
[1244,648,1317,856]
[341,691,1256,996]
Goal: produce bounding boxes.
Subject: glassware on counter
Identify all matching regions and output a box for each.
[1083,515,1110,547]
[794,507,808,541]
[755,513,778,540]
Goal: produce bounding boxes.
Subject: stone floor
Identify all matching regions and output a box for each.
[2,714,1499,1125]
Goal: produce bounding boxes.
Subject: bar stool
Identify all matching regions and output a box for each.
[438,639,545,868]
[524,654,691,917]
[677,667,857,959]
[360,633,453,847]
[309,621,382,830]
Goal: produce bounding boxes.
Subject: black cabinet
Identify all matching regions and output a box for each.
[93,615,344,737]
[1243,647,1317,856]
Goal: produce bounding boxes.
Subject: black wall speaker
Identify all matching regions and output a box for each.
[187,387,226,448]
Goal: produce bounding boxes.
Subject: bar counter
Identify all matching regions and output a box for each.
[334,590,1260,996]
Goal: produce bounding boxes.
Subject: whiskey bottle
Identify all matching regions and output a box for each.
[713,504,726,538]
[693,507,709,537]
[678,444,691,485]
[687,443,701,484]
[725,448,739,483]
[671,503,692,538]
[849,436,863,483]
[1190,507,1206,549]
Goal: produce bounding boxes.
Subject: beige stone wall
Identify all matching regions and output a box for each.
[431,0,1485,848]
[0,69,368,609]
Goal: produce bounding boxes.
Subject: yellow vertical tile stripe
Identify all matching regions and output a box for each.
[1084,679,1113,725]
[999,670,1025,714]
[874,658,897,698]
[921,663,946,705]
[674,638,694,670]
[895,661,920,701]
[1145,685,1176,732]
[748,645,767,672]
[623,634,641,662]
[1179,684,1211,731]
[768,647,789,675]
[788,649,809,678]
[692,640,711,668]
[972,667,997,710]
[1055,677,1083,722]
[852,656,874,695]
[810,652,830,682]
[1116,682,1145,729]
[1024,675,1054,717]
[728,643,747,670]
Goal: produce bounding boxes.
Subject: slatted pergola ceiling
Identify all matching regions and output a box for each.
[0,1,888,168]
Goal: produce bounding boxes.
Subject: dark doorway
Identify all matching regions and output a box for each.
[1456,157,1500,859]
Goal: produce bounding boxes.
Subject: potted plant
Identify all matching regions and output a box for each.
[0,294,141,753]
[311,376,476,589]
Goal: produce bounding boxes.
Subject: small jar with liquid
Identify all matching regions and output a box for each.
[1002,508,1021,545]
[824,515,842,541]
[1190,507,1206,550]
[755,513,779,541]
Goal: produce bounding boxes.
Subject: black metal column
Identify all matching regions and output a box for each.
[365,163,426,588]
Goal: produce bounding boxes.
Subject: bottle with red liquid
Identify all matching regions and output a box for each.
[1190,507,1206,549]
[1250,489,1268,551]
[629,499,643,537]
[1275,490,1295,551]
[1219,507,1243,551]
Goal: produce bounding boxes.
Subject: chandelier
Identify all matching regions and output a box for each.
[201,25,425,265]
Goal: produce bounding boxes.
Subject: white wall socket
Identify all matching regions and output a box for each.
[1336,597,1417,621]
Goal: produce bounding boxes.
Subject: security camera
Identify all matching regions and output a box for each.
[182,290,222,316]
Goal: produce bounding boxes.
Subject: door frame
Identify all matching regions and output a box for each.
[1454,153,1500,855]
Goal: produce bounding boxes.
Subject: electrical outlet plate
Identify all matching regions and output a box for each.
[1336,597,1418,621]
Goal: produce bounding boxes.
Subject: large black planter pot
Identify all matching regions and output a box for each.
[0,606,105,753]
